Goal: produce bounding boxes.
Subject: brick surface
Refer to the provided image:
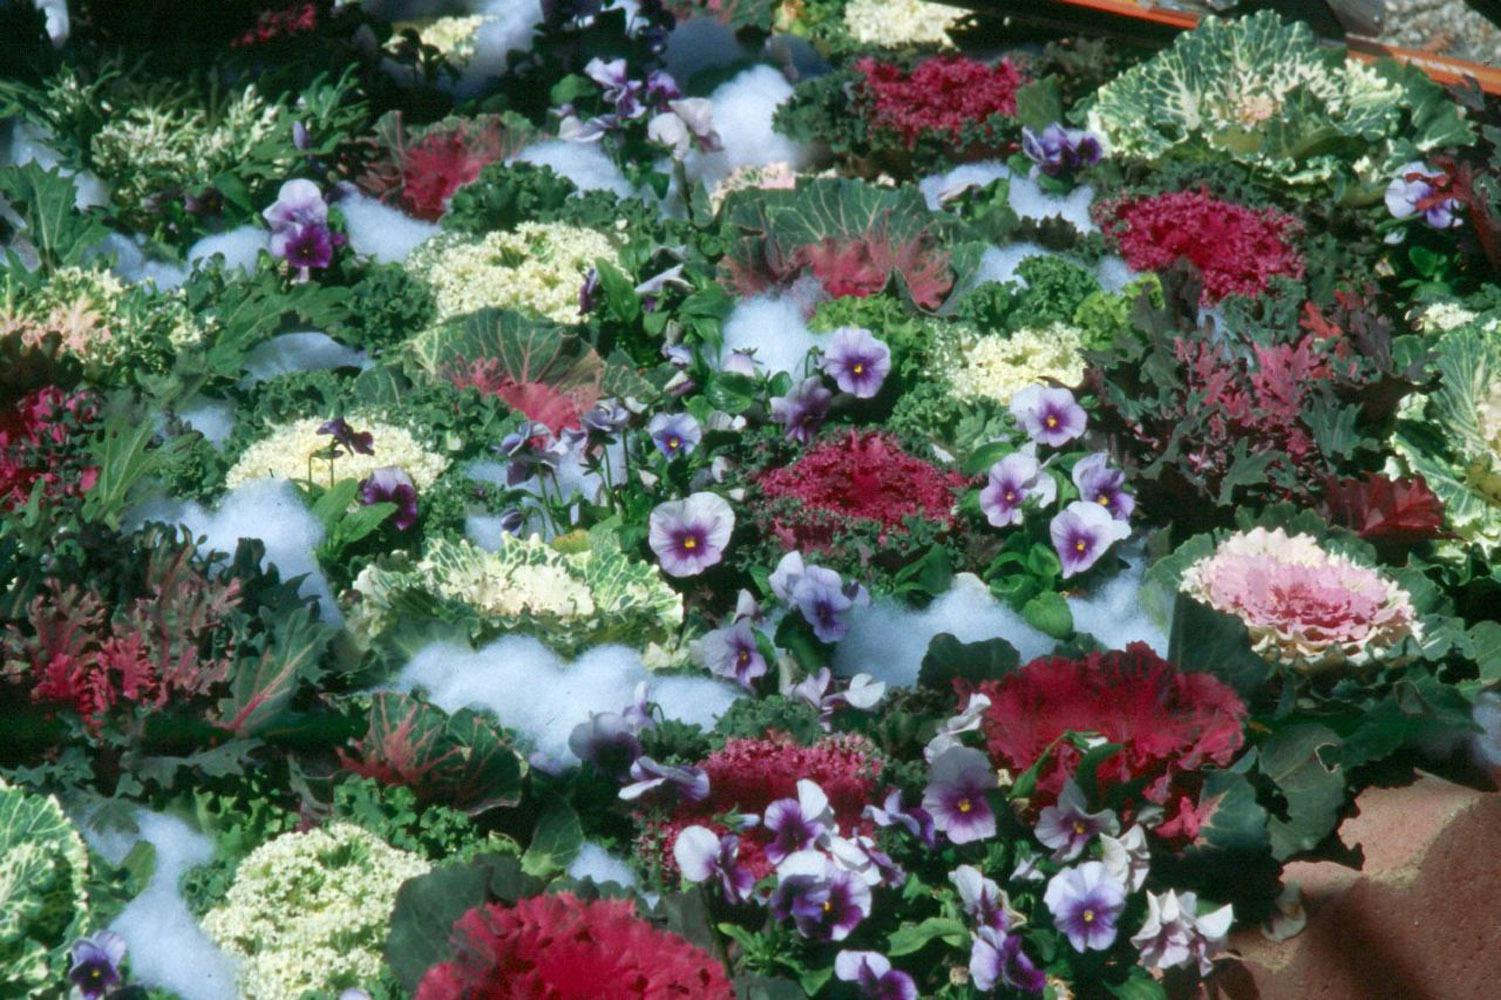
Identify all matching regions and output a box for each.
[1197,772,1501,1000]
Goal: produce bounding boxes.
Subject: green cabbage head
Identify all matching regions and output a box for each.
[1086,11,1472,198]
[1394,321,1501,558]
[0,780,92,996]
[350,530,684,657]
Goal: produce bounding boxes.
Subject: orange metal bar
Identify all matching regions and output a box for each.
[1046,0,1200,30]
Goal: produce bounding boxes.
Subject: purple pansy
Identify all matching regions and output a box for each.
[647,411,703,459]
[618,756,710,804]
[496,422,563,486]
[578,267,602,315]
[358,466,419,530]
[1010,385,1087,447]
[673,825,756,903]
[1385,160,1462,229]
[864,789,936,849]
[770,551,870,643]
[1071,452,1134,521]
[69,931,127,1000]
[272,222,334,272]
[317,417,375,456]
[950,864,1015,932]
[834,951,917,1000]
[580,399,631,442]
[820,326,891,399]
[1022,123,1103,177]
[770,377,833,444]
[1050,499,1131,578]
[648,492,735,577]
[769,850,872,941]
[263,178,327,230]
[1035,779,1120,861]
[922,746,998,845]
[568,711,643,779]
[1130,889,1234,976]
[764,779,834,864]
[696,619,768,689]
[1044,861,1127,952]
[969,926,1047,995]
[979,450,1057,528]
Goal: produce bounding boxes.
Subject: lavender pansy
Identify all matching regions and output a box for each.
[262,178,327,230]
[922,746,998,845]
[834,951,917,1000]
[950,864,1017,932]
[69,930,127,1000]
[1044,861,1127,952]
[1050,500,1132,578]
[793,564,869,643]
[1035,779,1120,861]
[769,850,872,941]
[358,466,419,530]
[1010,385,1087,447]
[864,789,936,848]
[979,450,1057,528]
[770,377,833,444]
[696,619,767,689]
[1385,161,1462,229]
[1071,452,1134,521]
[618,756,710,804]
[1130,889,1234,976]
[790,668,886,726]
[647,411,702,459]
[821,327,891,399]
[673,825,755,903]
[923,693,991,763]
[764,779,833,864]
[969,926,1047,995]
[648,492,735,577]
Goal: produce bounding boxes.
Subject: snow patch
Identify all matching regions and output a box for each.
[455,0,545,98]
[1066,552,1169,656]
[240,331,371,385]
[392,636,741,771]
[920,161,1095,233]
[512,139,635,199]
[340,191,441,264]
[567,842,638,888]
[970,242,1054,290]
[833,573,1054,687]
[685,65,810,190]
[127,479,338,623]
[1095,254,1138,294]
[176,396,236,449]
[719,294,826,377]
[81,809,238,1000]
[187,227,268,276]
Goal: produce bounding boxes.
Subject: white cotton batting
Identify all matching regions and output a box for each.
[240,331,371,386]
[340,191,441,264]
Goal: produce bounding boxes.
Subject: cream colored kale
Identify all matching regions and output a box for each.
[0,781,92,996]
[350,531,683,656]
[1087,11,1471,195]
[1393,323,1501,558]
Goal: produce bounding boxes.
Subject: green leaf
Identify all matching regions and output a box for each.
[887,916,968,956]
[521,800,583,877]
[217,606,332,737]
[385,863,493,989]
[731,974,806,1000]
[0,162,110,269]
[1185,769,1270,857]
[1168,594,1270,699]
[1022,590,1073,639]
[82,399,173,529]
[1464,621,1501,684]
[1014,76,1064,133]
[1107,966,1169,1000]
[1259,723,1345,860]
[918,633,1020,691]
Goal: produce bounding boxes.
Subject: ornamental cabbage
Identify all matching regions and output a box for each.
[0,780,92,996]
[1394,321,1501,558]
[1086,11,1472,196]
[202,822,429,1000]
[406,223,620,325]
[349,531,684,657]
